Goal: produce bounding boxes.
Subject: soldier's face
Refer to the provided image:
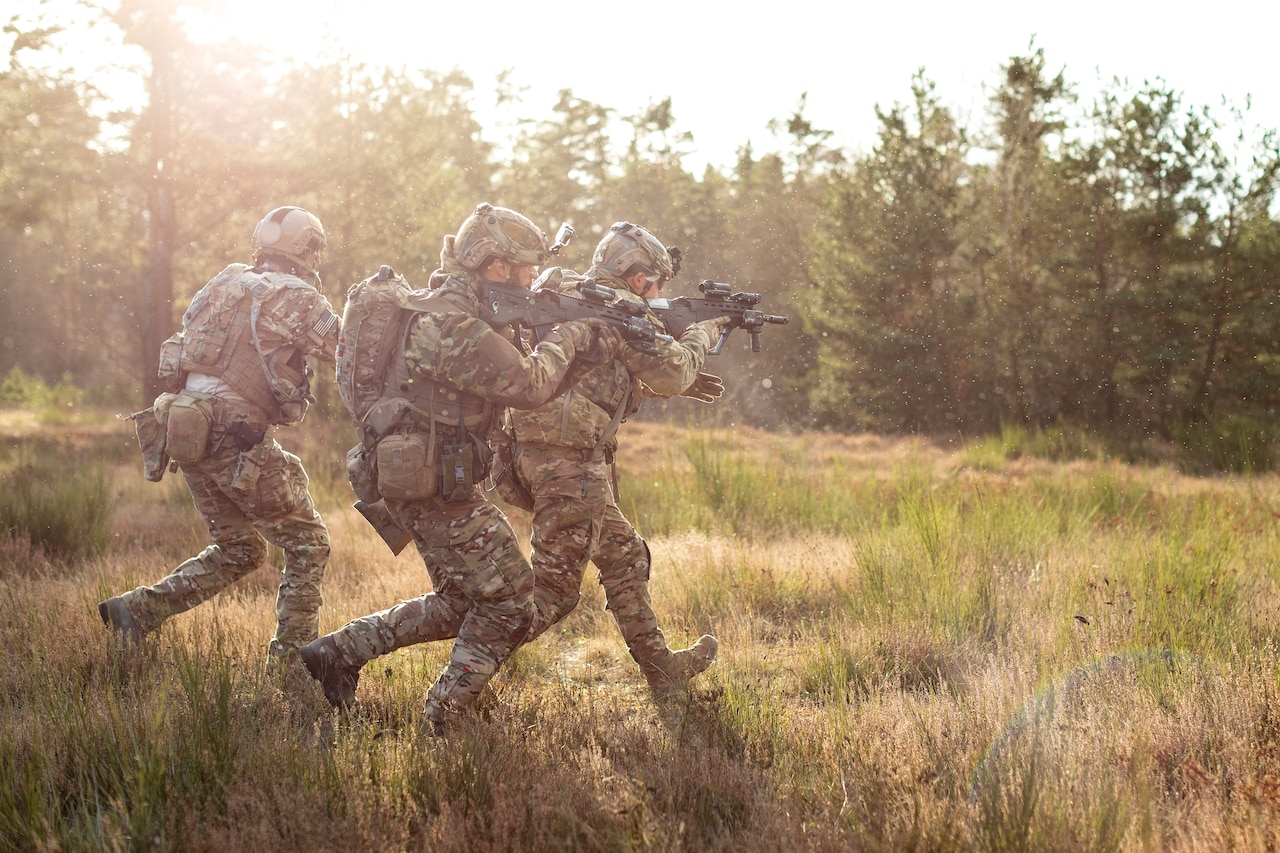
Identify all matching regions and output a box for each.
[481,259,538,288]
[510,264,538,288]
[480,258,508,284]
[627,270,665,299]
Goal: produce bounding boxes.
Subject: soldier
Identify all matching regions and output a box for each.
[503,222,730,698]
[99,206,339,674]
[299,203,617,733]
[307,222,728,704]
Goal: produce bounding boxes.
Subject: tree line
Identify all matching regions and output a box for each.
[3,4,1278,443]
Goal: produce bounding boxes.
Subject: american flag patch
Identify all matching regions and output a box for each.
[312,311,338,338]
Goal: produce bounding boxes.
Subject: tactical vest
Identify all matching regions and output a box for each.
[507,269,640,453]
[177,264,313,424]
[508,357,636,452]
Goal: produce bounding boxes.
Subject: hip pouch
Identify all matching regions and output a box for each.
[165,394,214,464]
[440,434,493,503]
[229,435,269,495]
[439,441,473,503]
[375,432,438,502]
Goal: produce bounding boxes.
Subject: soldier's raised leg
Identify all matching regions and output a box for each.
[101,456,268,640]
[593,508,717,698]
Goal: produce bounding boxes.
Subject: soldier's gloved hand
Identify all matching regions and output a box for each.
[683,315,734,344]
[680,372,724,403]
[551,318,622,362]
[583,320,625,362]
[547,318,592,352]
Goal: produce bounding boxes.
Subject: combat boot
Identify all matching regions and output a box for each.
[299,636,361,710]
[264,644,317,697]
[643,634,718,699]
[98,596,147,646]
[422,700,451,739]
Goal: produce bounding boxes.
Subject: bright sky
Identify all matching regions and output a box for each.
[19,0,1280,173]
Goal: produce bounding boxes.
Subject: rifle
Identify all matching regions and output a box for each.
[478,221,669,355]
[478,234,672,357]
[647,280,789,354]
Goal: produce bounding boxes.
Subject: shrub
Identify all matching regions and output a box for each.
[0,367,84,414]
[1174,414,1276,474]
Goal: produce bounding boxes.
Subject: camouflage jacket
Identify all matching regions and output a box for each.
[399,270,582,442]
[507,265,717,452]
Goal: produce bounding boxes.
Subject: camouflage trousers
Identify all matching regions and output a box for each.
[119,430,330,657]
[326,487,534,722]
[322,444,673,700]
[514,442,677,672]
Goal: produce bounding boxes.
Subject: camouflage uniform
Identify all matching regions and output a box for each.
[316,267,723,699]
[507,266,725,693]
[309,243,600,727]
[104,259,338,662]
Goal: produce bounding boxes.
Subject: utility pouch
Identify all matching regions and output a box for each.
[376,432,438,502]
[230,435,271,495]
[439,441,474,503]
[156,331,187,392]
[165,394,214,464]
[345,442,381,503]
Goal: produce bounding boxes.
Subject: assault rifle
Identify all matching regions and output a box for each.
[647,280,789,354]
[478,277,671,355]
[477,221,669,355]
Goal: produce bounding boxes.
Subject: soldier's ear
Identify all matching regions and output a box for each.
[624,271,649,295]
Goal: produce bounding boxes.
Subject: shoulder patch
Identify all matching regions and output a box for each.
[312,311,339,339]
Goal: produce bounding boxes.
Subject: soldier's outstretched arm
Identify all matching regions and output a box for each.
[407,314,601,410]
[621,315,731,397]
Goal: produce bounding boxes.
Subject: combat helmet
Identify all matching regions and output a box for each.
[592,222,675,282]
[453,202,550,271]
[252,206,326,276]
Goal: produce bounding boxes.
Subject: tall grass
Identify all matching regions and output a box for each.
[0,439,113,561]
[1175,414,1278,475]
[4,415,1280,849]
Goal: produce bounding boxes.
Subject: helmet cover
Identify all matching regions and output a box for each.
[453,202,550,271]
[252,206,326,274]
[592,221,673,282]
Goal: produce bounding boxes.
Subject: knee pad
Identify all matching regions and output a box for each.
[211,535,267,572]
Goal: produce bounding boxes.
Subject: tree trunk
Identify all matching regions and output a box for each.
[1192,218,1235,422]
[140,37,176,405]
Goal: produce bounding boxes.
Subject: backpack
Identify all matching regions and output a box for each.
[335,266,490,509]
[334,265,419,423]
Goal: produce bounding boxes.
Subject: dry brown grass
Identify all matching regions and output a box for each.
[4,414,1280,850]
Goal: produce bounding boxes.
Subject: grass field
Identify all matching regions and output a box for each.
[3,410,1280,850]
